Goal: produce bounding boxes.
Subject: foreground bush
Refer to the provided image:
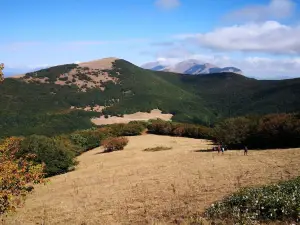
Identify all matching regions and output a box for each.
[101,137,129,153]
[206,177,300,223]
[0,137,45,214]
[18,135,76,177]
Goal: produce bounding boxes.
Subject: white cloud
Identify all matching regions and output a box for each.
[155,0,180,10]
[236,57,300,79]
[0,42,43,51]
[174,21,300,55]
[26,64,50,69]
[226,0,296,22]
[155,46,193,58]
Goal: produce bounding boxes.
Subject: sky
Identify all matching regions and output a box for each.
[1,0,300,79]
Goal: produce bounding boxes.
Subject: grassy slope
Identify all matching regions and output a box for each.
[0,59,300,138]
[3,135,300,224]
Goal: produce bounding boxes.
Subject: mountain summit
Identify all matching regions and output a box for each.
[141,59,243,75]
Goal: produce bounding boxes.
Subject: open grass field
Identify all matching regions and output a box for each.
[91,109,173,125]
[2,134,300,225]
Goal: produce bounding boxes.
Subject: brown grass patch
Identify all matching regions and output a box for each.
[143,146,172,152]
[91,109,173,125]
[2,135,300,224]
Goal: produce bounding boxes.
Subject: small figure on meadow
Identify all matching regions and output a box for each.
[217,145,221,154]
[244,146,248,156]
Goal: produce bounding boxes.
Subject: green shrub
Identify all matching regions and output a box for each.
[58,76,68,81]
[99,123,146,137]
[55,134,84,156]
[206,177,300,223]
[102,137,129,153]
[115,123,145,136]
[18,135,76,177]
[69,129,103,152]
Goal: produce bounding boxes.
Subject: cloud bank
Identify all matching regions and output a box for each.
[225,0,296,22]
[174,21,300,55]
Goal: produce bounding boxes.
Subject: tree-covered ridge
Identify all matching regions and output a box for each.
[0,58,300,138]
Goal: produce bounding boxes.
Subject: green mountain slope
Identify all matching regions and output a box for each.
[0,59,300,138]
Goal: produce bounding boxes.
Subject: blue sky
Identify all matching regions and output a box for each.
[1,0,300,79]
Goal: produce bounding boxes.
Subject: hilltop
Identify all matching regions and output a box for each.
[1,57,300,138]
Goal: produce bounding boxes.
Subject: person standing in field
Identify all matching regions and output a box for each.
[217,145,221,154]
[221,146,225,154]
[244,146,248,156]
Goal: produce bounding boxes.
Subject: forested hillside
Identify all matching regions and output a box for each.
[0,59,300,138]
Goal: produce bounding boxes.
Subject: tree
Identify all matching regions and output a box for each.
[0,137,45,214]
[19,135,77,177]
[213,117,254,148]
[0,63,4,82]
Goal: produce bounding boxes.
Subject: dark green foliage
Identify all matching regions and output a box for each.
[102,122,146,136]
[255,113,300,148]
[213,117,255,148]
[206,177,300,223]
[69,129,103,153]
[213,113,300,149]
[58,76,68,81]
[101,60,214,125]
[0,110,97,138]
[76,73,92,81]
[24,64,77,83]
[18,135,76,177]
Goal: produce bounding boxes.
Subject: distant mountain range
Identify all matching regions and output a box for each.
[141,59,243,75]
[3,66,49,77]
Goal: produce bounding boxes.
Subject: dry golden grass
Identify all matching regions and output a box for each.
[91,109,173,125]
[77,57,118,70]
[2,135,300,225]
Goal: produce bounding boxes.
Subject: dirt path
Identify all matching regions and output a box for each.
[3,135,300,225]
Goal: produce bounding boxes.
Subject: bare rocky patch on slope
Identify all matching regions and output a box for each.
[17,57,119,92]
